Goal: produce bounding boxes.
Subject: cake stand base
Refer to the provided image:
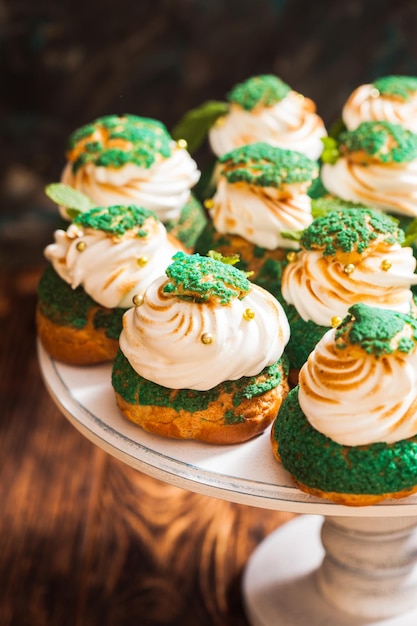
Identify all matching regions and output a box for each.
[242,515,417,626]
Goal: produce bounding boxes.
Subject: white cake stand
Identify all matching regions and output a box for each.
[38,341,417,626]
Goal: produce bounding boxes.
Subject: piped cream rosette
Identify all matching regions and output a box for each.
[298,303,417,446]
[119,252,290,391]
[60,114,200,222]
[209,75,326,160]
[342,75,417,133]
[207,142,319,250]
[281,207,417,327]
[44,204,183,309]
[321,121,417,218]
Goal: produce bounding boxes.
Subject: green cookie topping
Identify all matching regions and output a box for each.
[335,303,417,357]
[219,142,318,188]
[74,204,159,237]
[67,114,172,173]
[227,75,291,111]
[372,75,417,101]
[274,388,417,496]
[300,207,402,256]
[112,349,286,412]
[339,121,417,163]
[162,251,251,304]
[37,265,124,338]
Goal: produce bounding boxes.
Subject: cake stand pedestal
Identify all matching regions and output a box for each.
[37,341,417,626]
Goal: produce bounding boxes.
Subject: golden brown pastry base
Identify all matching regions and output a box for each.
[270,432,281,462]
[270,426,417,506]
[36,307,119,365]
[291,479,417,507]
[115,381,288,445]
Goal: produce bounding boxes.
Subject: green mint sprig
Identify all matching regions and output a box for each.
[45,183,94,219]
[320,136,340,165]
[171,100,229,153]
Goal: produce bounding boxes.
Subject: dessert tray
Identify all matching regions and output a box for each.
[38,340,417,626]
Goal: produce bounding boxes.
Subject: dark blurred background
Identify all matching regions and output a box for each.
[1,0,417,267]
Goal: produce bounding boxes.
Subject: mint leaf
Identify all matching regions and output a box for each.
[171,100,229,153]
[403,218,417,247]
[280,230,303,242]
[328,117,346,140]
[45,183,94,215]
[320,136,339,165]
[207,249,240,265]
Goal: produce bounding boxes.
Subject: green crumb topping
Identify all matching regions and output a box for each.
[224,410,245,425]
[227,75,291,111]
[335,303,417,357]
[74,204,158,236]
[219,142,318,188]
[37,265,124,338]
[280,301,329,369]
[162,251,251,304]
[112,350,285,414]
[67,114,172,173]
[339,121,417,163]
[372,76,417,101]
[274,387,417,496]
[92,307,125,340]
[38,264,92,329]
[300,207,403,256]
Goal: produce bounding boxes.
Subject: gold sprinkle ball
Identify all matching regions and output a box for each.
[215,116,226,128]
[243,308,255,321]
[381,260,392,271]
[136,256,149,267]
[286,251,297,262]
[176,138,188,149]
[331,315,342,328]
[204,198,214,210]
[343,263,355,275]
[76,241,87,251]
[132,294,144,306]
[201,332,214,345]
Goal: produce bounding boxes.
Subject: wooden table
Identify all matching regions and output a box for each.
[0,264,294,626]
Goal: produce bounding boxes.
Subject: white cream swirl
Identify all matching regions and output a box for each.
[321,158,417,217]
[298,327,417,445]
[208,92,327,160]
[282,242,417,327]
[342,83,417,133]
[44,220,180,309]
[119,278,290,390]
[209,177,313,250]
[60,144,200,222]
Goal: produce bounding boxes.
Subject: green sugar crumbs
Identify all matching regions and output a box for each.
[112,350,285,412]
[219,142,318,188]
[339,120,417,163]
[74,204,158,236]
[227,75,291,111]
[335,303,417,357]
[372,76,417,101]
[162,251,251,304]
[275,388,417,496]
[67,114,173,173]
[300,207,403,256]
[37,265,124,338]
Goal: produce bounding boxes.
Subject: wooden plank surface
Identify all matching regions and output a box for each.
[0,266,295,626]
